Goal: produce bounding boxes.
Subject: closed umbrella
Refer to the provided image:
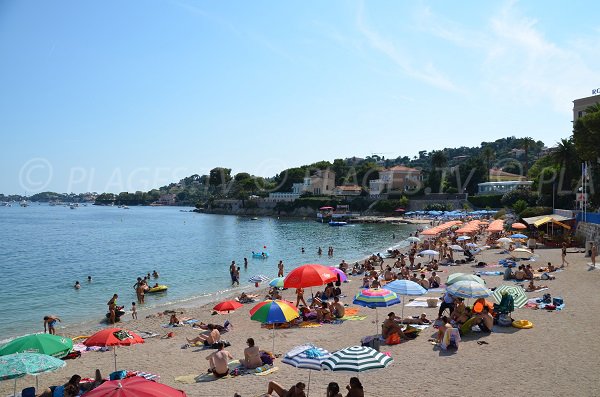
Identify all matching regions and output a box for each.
[282,345,331,396]
[84,328,144,371]
[283,264,337,288]
[382,280,426,318]
[447,280,491,299]
[492,285,528,309]
[353,289,400,334]
[0,334,72,359]
[322,346,393,373]
[84,376,187,397]
[446,273,486,286]
[250,300,299,353]
[0,353,65,396]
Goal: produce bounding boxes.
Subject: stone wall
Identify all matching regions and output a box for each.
[575,222,600,255]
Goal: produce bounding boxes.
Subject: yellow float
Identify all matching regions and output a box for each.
[147,285,168,293]
[512,319,533,329]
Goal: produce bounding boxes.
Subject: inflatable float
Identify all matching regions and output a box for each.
[147,285,168,293]
[512,319,533,329]
[252,252,269,258]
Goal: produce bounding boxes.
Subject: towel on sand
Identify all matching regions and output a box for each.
[406,300,440,308]
[339,315,367,321]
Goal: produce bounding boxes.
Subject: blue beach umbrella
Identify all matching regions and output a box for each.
[447,280,491,299]
[510,234,528,239]
[383,280,426,318]
[269,277,285,288]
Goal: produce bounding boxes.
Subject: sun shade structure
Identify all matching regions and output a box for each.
[533,217,571,229]
[283,264,337,288]
[0,334,72,359]
[282,345,331,396]
[353,288,400,334]
[382,280,426,318]
[84,328,144,371]
[0,353,66,397]
[511,222,527,229]
[492,285,528,309]
[213,300,243,313]
[84,376,187,397]
[446,280,492,299]
[446,273,486,286]
[248,274,270,284]
[322,346,393,372]
[250,300,299,353]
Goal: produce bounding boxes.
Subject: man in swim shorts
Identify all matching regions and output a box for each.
[44,316,61,334]
[206,342,233,378]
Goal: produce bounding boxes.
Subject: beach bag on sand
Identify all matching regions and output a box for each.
[553,297,564,306]
[260,352,274,365]
[385,333,401,345]
[497,314,513,327]
[361,336,380,351]
[542,293,552,303]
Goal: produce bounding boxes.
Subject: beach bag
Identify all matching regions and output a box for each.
[385,333,401,345]
[498,314,512,327]
[553,297,564,306]
[260,352,273,365]
[361,336,380,351]
[109,371,127,381]
[542,293,552,303]
[541,273,550,280]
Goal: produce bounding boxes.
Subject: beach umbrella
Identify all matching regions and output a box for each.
[456,236,471,241]
[213,300,242,313]
[250,300,299,352]
[492,285,528,309]
[510,248,534,259]
[248,274,270,287]
[0,353,66,396]
[449,244,464,251]
[84,328,144,371]
[328,267,348,282]
[382,280,426,318]
[319,206,334,210]
[465,242,478,248]
[511,222,527,230]
[282,345,331,396]
[447,280,491,299]
[446,273,486,286]
[406,236,420,243]
[497,237,512,244]
[269,277,285,288]
[322,346,393,373]
[0,334,72,359]
[353,288,400,334]
[283,264,337,289]
[84,376,187,397]
[510,234,528,239]
[419,250,439,257]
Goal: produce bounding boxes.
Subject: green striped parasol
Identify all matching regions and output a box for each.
[492,285,528,309]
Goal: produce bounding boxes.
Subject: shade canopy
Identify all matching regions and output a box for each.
[0,353,65,381]
[322,346,393,372]
[84,376,187,397]
[0,334,72,359]
[353,288,400,308]
[446,273,486,286]
[447,280,492,299]
[213,300,243,312]
[250,300,299,324]
[406,236,420,243]
[248,274,270,283]
[419,250,439,256]
[510,234,528,239]
[282,346,331,371]
[269,277,285,288]
[533,216,571,230]
[511,222,527,230]
[84,329,144,348]
[492,285,528,309]
[283,264,337,288]
[328,267,348,282]
[382,280,426,296]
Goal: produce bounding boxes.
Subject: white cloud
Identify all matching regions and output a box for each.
[355,1,459,92]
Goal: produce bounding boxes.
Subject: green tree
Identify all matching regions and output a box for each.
[482,146,496,181]
[521,137,535,176]
[209,167,232,187]
[512,199,528,215]
[428,150,447,193]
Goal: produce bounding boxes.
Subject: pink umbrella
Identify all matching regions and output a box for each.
[328,267,347,282]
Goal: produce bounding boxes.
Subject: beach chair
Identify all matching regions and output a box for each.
[459,317,477,336]
[493,293,514,315]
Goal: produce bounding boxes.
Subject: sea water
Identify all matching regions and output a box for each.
[0,204,417,339]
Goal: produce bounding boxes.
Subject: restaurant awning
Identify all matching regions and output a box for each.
[533,216,571,230]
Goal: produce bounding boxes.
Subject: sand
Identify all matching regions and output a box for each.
[2,247,599,397]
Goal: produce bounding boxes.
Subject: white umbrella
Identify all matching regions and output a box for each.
[465,243,478,248]
[497,237,512,244]
[419,250,439,256]
[456,236,471,241]
[449,244,463,251]
[406,236,420,243]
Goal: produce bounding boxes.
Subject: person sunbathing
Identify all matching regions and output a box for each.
[187,324,220,346]
[316,302,333,322]
[526,280,548,292]
[236,292,258,303]
[401,313,430,324]
[169,314,181,326]
[265,381,306,397]
[206,342,233,378]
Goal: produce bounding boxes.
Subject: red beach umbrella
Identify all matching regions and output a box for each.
[84,376,187,397]
[319,206,334,210]
[283,264,337,288]
[511,222,527,230]
[84,328,144,371]
[213,300,243,313]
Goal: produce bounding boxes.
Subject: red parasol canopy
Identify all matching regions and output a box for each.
[84,376,187,397]
[213,300,243,312]
[511,222,527,230]
[319,206,334,210]
[84,328,144,347]
[283,264,337,288]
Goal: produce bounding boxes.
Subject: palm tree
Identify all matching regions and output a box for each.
[521,137,535,176]
[482,146,496,181]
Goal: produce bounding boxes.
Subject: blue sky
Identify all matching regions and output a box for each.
[1,0,599,194]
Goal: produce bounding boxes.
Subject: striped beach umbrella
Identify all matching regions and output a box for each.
[282,345,331,396]
[322,346,393,373]
[250,300,299,353]
[248,274,270,284]
[269,277,285,288]
[447,280,492,299]
[382,280,426,318]
[446,273,485,286]
[492,285,528,309]
[353,288,400,334]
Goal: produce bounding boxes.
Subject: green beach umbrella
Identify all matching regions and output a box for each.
[446,273,486,286]
[492,285,528,309]
[0,334,73,358]
[0,353,66,396]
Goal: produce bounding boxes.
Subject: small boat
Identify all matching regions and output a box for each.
[20,200,28,207]
[122,206,129,209]
[147,285,168,293]
[251,217,259,220]
[328,221,347,226]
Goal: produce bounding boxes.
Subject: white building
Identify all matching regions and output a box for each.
[477,181,533,195]
[369,166,423,198]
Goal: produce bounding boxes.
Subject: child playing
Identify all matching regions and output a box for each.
[131,302,137,320]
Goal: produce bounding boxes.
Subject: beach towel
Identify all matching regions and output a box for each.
[176,361,241,383]
[406,300,440,308]
[476,271,503,276]
[440,328,461,350]
[339,315,367,321]
[343,308,360,316]
[183,319,199,324]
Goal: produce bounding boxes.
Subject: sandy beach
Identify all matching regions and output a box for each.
[2,246,599,397]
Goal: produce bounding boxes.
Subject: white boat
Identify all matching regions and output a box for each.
[69,203,78,209]
[122,205,129,209]
[20,200,28,207]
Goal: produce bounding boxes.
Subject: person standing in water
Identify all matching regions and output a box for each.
[277,260,284,277]
[43,316,61,334]
[244,257,248,269]
[107,294,118,324]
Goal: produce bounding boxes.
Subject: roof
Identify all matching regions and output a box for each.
[522,214,572,225]
[489,168,526,181]
[335,185,362,191]
[384,165,421,173]
[478,181,533,186]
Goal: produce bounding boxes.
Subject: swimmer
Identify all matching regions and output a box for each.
[74,281,81,290]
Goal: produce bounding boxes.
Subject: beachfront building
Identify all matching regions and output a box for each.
[299,169,336,195]
[369,166,423,198]
[157,193,177,205]
[573,93,600,120]
[332,185,362,197]
[477,180,533,195]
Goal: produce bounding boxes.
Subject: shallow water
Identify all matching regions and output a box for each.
[0,204,417,339]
